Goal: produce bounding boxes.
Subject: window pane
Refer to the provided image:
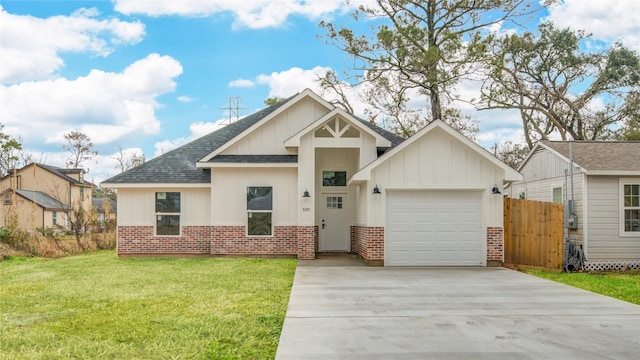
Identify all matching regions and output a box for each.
[156,215,180,235]
[248,212,272,235]
[624,184,639,207]
[552,187,562,204]
[156,192,180,213]
[247,187,272,210]
[323,171,347,186]
[625,210,640,232]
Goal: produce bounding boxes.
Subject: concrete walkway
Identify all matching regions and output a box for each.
[276,256,640,359]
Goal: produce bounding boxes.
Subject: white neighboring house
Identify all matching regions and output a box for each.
[506,140,640,271]
[102,89,521,266]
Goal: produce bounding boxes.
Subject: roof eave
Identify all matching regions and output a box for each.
[585,170,640,176]
[100,182,210,189]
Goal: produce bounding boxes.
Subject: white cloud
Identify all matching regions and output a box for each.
[229,79,255,88]
[546,0,640,51]
[113,0,349,29]
[153,120,226,157]
[177,95,196,102]
[256,66,332,97]
[1,53,183,149]
[0,5,145,84]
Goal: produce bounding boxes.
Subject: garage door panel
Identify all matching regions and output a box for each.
[386,191,483,266]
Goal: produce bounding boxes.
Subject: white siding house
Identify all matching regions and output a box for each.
[103,89,521,266]
[507,141,640,270]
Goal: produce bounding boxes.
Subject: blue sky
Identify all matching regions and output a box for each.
[1,0,639,183]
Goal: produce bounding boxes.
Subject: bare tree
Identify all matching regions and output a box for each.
[63,131,98,170]
[319,0,542,137]
[113,145,146,173]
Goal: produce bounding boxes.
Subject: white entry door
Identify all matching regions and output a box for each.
[319,193,349,251]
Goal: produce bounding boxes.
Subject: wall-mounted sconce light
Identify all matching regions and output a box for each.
[303,190,311,198]
[491,184,501,194]
[372,185,381,194]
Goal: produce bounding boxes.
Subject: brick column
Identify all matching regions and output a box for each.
[297,226,316,259]
[486,226,503,267]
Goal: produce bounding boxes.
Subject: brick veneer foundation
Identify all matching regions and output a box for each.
[486,226,504,266]
[210,225,318,259]
[117,226,212,256]
[351,225,384,266]
[117,225,318,258]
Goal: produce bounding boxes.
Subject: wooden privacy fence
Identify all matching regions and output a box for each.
[503,198,564,270]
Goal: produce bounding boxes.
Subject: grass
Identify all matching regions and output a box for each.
[524,269,640,305]
[0,251,297,359]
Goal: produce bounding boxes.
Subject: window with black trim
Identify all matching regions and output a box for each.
[247,186,272,236]
[323,171,347,186]
[155,192,180,236]
[623,183,639,233]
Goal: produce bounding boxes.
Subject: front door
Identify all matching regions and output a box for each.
[319,193,349,251]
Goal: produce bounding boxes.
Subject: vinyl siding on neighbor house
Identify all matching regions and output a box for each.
[507,147,585,246]
[587,176,640,261]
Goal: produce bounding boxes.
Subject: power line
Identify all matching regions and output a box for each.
[219,97,248,124]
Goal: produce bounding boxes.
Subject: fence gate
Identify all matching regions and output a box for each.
[503,198,564,270]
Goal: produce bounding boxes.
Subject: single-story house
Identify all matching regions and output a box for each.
[506,140,640,271]
[102,89,521,266]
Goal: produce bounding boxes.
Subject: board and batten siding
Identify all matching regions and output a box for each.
[117,188,211,226]
[587,176,640,261]
[221,97,330,155]
[368,127,504,227]
[211,168,297,226]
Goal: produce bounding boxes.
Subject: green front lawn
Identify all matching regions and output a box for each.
[524,269,640,305]
[0,251,297,359]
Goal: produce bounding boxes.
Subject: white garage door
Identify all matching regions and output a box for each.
[386,191,483,266]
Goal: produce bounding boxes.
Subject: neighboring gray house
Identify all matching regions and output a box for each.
[507,140,640,271]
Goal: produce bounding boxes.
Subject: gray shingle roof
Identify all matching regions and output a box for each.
[103,93,404,185]
[102,95,295,184]
[92,198,117,212]
[353,115,405,147]
[15,190,70,210]
[541,140,640,171]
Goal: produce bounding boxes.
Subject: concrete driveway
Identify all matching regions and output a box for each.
[276,256,640,359]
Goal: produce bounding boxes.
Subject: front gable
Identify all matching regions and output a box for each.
[199,89,333,162]
[352,119,521,185]
[283,108,392,149]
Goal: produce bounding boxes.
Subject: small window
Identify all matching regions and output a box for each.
[552,187,562,204]
[326,196,343,209]
[53,211,57,226]
[247,187,272,236]
[80,187,84,199]
[323,171,347,186]
[623,184,640,233]
[155,192,180,236]
[3,194,11,205]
